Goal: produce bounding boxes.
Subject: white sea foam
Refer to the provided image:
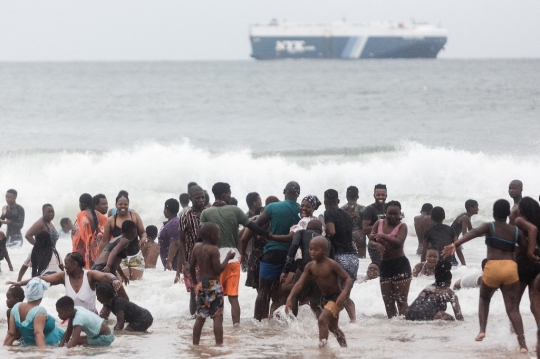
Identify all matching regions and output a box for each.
[0,141,538,358]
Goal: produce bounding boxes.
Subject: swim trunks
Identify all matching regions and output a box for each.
[195,278,224,318]
[379,256,412,283]
[87,331,115,346]
[120,251,145,272]
[482,259,518,288]
[334,253,359,282]
[220,261,240,296]
[321,292,342,317]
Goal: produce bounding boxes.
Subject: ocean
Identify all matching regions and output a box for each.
[0,60,539,358]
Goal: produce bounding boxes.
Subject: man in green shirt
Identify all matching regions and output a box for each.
[200,182,268,325]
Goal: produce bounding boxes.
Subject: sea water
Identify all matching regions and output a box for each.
[0,60,539,358]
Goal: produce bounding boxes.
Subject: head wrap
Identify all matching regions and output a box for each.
[302,195,321,210]
[24,277,50,302]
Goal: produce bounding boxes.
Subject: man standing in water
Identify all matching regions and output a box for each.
[450,199,478,239]
[414,203,433,255]
[508,179,523,224]
[174,185,206,316]
[362,184,387,266]
[250,181,300,321]
[0,189,25,247]
[200,182,269,325]
[341,186,366,258]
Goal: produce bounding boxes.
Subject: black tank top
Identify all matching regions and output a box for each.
[113,213,140,256]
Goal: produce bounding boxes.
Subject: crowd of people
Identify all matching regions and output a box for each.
[0,179,539,355]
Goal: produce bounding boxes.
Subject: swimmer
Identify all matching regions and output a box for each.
[450,199,478,239]
[413,247,439,278]
[406,260,464,321]
[190,222,235,345]
[286,237,352,348]
[414,203,433,255]
[141,225,159,269]
[442,199,528,353]
[423,207,465,266]
[369,200,411,318]
[508,180,523,224]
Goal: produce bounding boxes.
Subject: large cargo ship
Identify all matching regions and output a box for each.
[250,20,448,59]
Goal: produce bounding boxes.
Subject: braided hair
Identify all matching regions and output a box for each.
[31,231,60,277]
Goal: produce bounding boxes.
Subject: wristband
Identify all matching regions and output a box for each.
[112,277,120,282]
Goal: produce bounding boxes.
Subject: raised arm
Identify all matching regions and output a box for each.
[88,270,122,291]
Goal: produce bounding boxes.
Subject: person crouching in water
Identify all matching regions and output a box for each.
[56,296,114,347]
[190,222,235,345]
[406,260,464,321]
[286,237,352,348]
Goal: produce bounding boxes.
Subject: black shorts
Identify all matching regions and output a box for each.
[129,313,153,332]
[516,253,540,284]
[380,256,412,283]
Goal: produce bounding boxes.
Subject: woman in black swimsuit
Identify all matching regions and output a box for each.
[24,204,59,247]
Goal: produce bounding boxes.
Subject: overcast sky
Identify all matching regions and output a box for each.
[1,0,539,61]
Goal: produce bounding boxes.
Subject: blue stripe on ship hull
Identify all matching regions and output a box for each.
[250,36,446,59]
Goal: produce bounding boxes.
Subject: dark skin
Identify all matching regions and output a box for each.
[57,306,111,348]
[25,205,56,245]
[414,211,432,253]
[514,213,540,330]
[442,215,528,352]
[250,181,300,321]
[5,289,23,340]
[286,238,352,348]
[421,221,466,265]
[508,180,523,224]
[93,227,138,286]
[4,298,47,348]
[413,249,439,277]
[368,205,411,318]
[190,223,235,345]
[0,232,13,271]
[456,205,478,236]
[94,198,109,216]
[342,193,366,258]
[99,197,146,254]
[324,196,356,323]
[173,189,205,316]
[362,188,387,236]
[414,282,464,321]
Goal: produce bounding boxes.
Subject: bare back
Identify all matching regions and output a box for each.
[191,242,222,279]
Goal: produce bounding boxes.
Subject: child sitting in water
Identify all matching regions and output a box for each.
[412,247,439,278]
[406,260,464,321]
[286,237,352,348]
[141,225,159,269]
[6,286,24,336]
[357,262,380,283]
[56,296,114,347]
[96,283,153,332]
[0,231,14,272]
[190,222,235,345]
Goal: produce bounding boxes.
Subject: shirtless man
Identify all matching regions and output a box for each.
[190,222,235,345]
[141,225,159,269]
[450,199,478,239]
[508,180,523,224]
[414,203,433,255]
[286,237,352,348]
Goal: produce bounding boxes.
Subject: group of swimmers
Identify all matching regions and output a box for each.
[0,179,539,355]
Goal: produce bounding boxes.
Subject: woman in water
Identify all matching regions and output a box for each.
[17,231,63,281]
[369,200,411,318]
[72,194,107,269]
[406,260,464,321]
[514,197,540,355]
[442,199,528,353]
[8,252,123,314]
[4,278,64,347]
[100,193,146,280]
[25,204,59,247]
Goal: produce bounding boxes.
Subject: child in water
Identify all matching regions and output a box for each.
[190,222,235,345]
[96,283,153,332]
[406,260,464,321]
[6,286,24,336]
[56,296,114,347]
[286,237,352,348]
[141,225,159,269]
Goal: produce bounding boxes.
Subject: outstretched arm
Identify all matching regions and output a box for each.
[442,223,490,258]
[7,270,65,287]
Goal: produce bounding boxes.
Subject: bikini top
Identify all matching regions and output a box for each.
[112,213,140,256]
[377,220,403,237]
[485,222,517,252]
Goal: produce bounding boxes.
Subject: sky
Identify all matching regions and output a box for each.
[0,0,539,61]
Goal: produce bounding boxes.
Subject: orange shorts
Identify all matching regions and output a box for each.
[220,261,240,296]
[482,260,519,288]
